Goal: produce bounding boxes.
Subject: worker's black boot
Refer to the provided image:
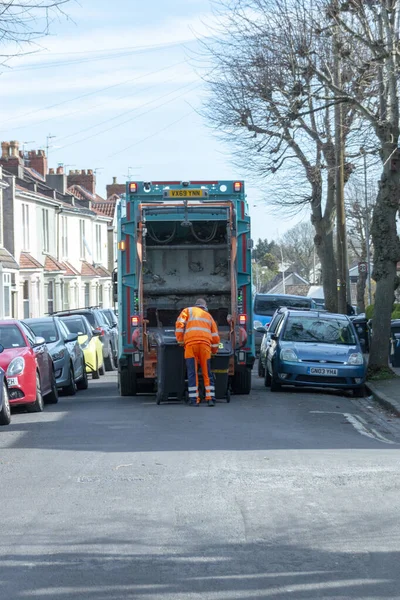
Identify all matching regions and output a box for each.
[207,399,215,407]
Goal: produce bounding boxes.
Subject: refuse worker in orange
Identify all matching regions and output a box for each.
[175,298,220,407]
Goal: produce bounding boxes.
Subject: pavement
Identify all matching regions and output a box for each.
[2,372,400,599]
[365,365,400,418]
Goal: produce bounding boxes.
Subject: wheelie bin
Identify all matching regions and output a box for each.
[352,314,369,353]
[210,339,233,403]
[154,329,186,404]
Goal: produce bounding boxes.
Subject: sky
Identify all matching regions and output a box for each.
[0,0,304,242]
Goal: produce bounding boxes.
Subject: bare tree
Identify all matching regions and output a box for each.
[202,0,369,312]
[280,221,316,281]
[307,0,400,371]
[0,0,71,65]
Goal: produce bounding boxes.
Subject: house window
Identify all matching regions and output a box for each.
[3,273,11,318]
[42,209,49,252]
[79,220,86,259]
[84,283,90,307]
[23,280,30,319]
[22,204,30,250]
[95,224,102,262]
[47,280,54,314]
[61,216,68,258]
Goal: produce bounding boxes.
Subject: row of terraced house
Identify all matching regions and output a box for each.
[0,140,123,320]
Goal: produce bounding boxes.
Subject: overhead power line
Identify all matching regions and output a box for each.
[53,82,202,152]
[0,59,188,129]
[108,111,194,158]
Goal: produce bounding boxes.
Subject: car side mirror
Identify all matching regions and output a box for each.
[256,326,267,334]
[0,343,4,354]
[65,333,78,343]
[34,336,46,346]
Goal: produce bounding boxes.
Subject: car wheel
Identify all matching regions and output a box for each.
[0,383,11,426]
[92,357,100,380]
[77,363,89,390]
[270,376,282,392]
[99,361,105,376]
[45,373,59,404]
[104,345,116,371]
[264,366,272,388]
[353,385,366,398]
[64,365,77,396]
[27,374,44,412]
[258,359,265,378]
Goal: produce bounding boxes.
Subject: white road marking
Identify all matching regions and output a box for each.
[310,411,396,444]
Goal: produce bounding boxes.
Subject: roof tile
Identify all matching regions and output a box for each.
[81,261,99,277]
[20,252,43,270]
[44,255,65,272]
[62,261,80,277]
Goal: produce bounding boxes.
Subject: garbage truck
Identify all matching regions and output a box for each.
[115,180,255,398]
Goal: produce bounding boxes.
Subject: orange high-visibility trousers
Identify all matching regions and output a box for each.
[184,343,215,403]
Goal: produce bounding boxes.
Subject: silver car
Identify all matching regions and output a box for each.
[25,317,88,395]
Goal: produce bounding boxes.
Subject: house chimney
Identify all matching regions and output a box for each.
[9,141,19,157]
[1,142,10,159]
[67,168,96,194]
[106,175,125,198]
[0,140,24,178]
[46,167,67,194]
[56,166,64,175]
[28,149,48,177]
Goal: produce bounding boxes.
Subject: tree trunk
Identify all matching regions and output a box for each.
[314,227,337,313]
[369,149,400,370]
[356,268,367,314]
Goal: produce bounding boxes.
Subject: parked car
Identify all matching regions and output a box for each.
[264,308,366,396]
[54,308,116,371]
[100,309,118,364]
[253,293,318,355]
[0,361,11,426]
[0,320,58,411]
[258,307,290,378]
[25,317,88,395]
[60,315,104,379]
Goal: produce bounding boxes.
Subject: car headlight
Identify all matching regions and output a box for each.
[254,320,263,330]
[348,352,364,365]
[280,348,299,362]
[7,356,25,376]
[51,349,65,361]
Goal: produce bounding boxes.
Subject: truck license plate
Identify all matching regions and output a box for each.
[167,189,204,198]
[308,367,338,376]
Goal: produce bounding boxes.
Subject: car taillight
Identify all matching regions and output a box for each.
[239,314,247,326]
[131,316,140,327]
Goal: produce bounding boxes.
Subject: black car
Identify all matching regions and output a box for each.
[53,308,116,371]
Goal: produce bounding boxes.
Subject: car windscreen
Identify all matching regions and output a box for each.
[28,321,59,343]
[0,325,27,348]
[254,296,312,316]
[62,317,87,336]
[282,316,356,345]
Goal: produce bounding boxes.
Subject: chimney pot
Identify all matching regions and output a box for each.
[112,176,117,184]
[1,141,10,159]
[49,168,55,175]
[9,140,20,157]
[56,166,64,174]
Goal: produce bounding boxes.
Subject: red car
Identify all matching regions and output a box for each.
[0,320,58,412]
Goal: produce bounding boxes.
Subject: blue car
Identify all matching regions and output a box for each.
[253,293,317,356]
[24,317,88,395]
[0,352,11,425]
[264,308,366,396]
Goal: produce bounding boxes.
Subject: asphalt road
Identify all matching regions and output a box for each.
[1,370,400,600]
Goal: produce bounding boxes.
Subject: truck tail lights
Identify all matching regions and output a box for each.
[131,316,140,327]
[238,314,247,326]
[129,182,138,193]
[233,181,242,192]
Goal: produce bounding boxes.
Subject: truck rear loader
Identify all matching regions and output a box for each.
[115,180,255,398]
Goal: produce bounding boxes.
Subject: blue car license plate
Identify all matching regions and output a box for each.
[308,367,338,376]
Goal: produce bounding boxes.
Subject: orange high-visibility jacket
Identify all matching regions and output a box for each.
[175,306,220,352]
